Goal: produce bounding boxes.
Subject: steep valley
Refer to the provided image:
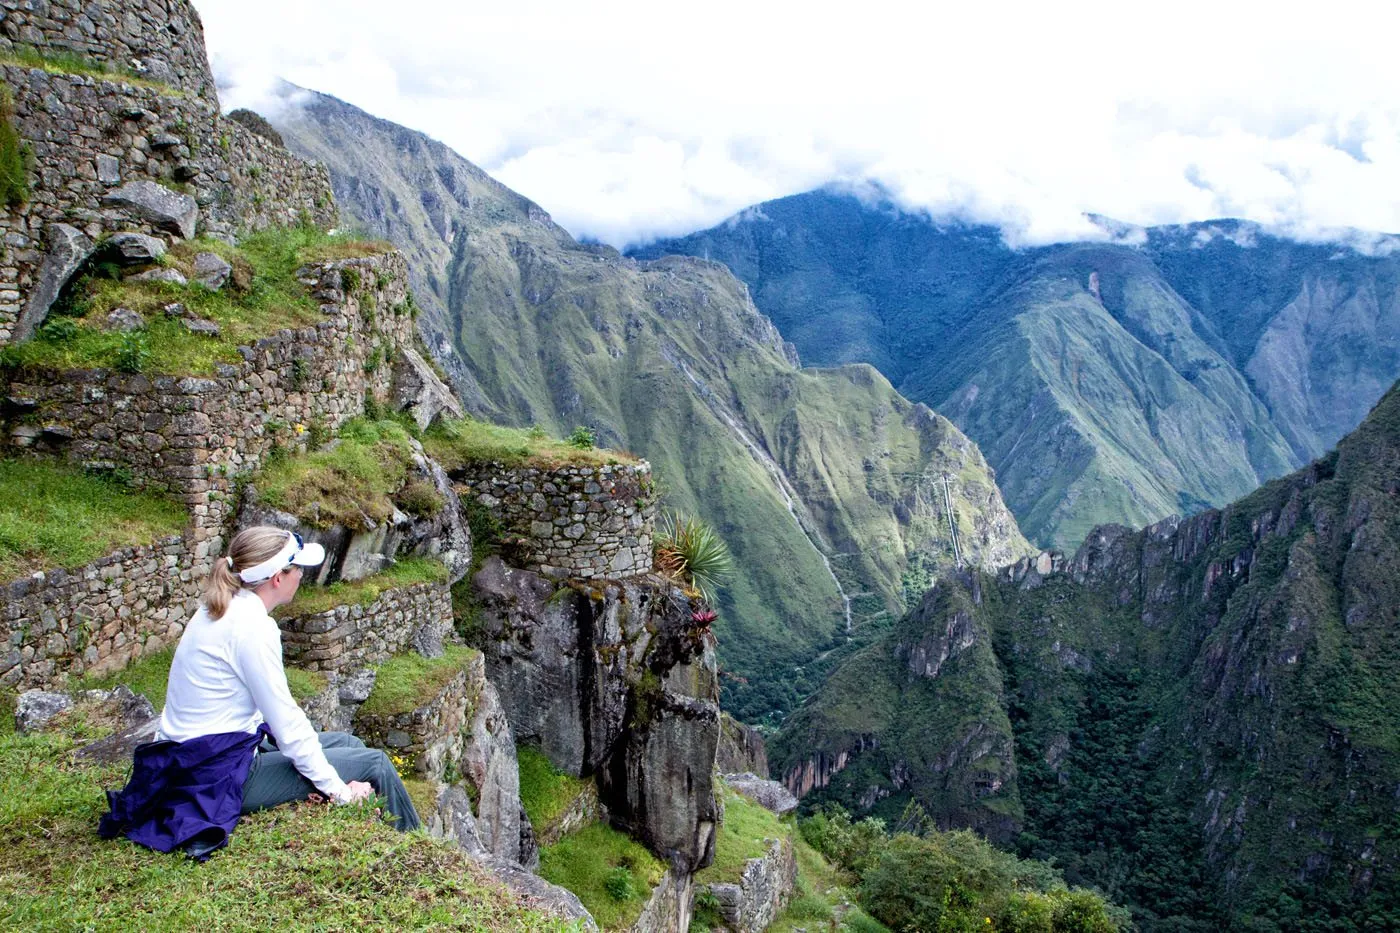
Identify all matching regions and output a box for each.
[637,193,1400,551]
[774,381,1400,931]
[272,91,1032,722]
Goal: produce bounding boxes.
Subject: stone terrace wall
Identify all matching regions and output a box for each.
[354,647,485,777]
[0,532,199,688]
[455,462,656,579]
[1,251,414,541]
[0,0,218,105]
[277,580,451,675]
[0,65,336,343]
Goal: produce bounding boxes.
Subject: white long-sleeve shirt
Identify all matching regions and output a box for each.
[158,589,351,803]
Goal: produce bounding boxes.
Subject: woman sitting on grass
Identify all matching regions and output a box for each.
[100,526,420,859]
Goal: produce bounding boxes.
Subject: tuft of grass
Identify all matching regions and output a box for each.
[537,821,665,930]
[653,512,733,605]
[422,416,639,471]
[273,557,448,619]
[516,745,590,831]
[4,226,392,377]
[298,239,395,262]
[0,458,187,582]
[254,418,420,530]
[284,666,329,701]
[696,781,789,885]
[0,729,568,931]
[357,645,476,718]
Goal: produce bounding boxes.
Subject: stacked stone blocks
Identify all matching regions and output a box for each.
[355,647,487,780]
[0,532,198,688]
[0,62,336,343]
[3,250,414,542]
[456,461,656,579]
[277,580,452,675]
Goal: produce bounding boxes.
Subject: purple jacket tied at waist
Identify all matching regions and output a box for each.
[99,724,270,860]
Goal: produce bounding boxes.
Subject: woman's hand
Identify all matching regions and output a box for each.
[343,780,375,803]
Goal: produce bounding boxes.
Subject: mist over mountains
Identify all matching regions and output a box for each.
[634,191,1400,549]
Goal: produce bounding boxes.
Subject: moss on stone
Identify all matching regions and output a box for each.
[273,557,448,619]
[422,416,639,471]
[358,644,476,717]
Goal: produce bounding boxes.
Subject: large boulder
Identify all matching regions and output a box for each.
[193,252,233,289]
[391,348,464,431]
[12,223,95,341]
[101,181,199,240]
[471,558,721,873]
[722,773,798,816]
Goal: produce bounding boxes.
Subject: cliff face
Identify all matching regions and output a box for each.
[776,381,1400,929]
[272,89,1033,723]
[637,194,1400,552]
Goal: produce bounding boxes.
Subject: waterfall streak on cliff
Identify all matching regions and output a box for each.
[661,345,853,632]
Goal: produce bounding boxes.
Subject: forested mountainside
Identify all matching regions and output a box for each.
[773,381,1400,931]
[635,192,1400,550]
[271,90,1032,722]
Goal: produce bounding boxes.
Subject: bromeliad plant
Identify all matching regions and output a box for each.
[653,512,733,605]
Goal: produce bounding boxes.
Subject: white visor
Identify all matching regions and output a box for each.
[236,531,326,585]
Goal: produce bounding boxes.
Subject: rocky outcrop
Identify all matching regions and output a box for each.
[716,714,769,777]
[392,347,463,431]
[631,869,693,933]
[470,556,720,874]
[12,223,94,341]
[704,837,797,933]
[722,774,797,817]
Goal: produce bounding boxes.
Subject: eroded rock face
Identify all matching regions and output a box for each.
[391,347,463,431]
[716,714,769,777]
[470,556,721,873]
[459,673,522,862]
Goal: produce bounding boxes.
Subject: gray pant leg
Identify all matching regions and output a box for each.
[241,732,421,832]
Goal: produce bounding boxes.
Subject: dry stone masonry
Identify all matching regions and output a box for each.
[2,250,414,542]
[277,579,451,675]
[455,461,656,579]
[0,533,196,688]
[0,0,219,104]
[0,52,335,342]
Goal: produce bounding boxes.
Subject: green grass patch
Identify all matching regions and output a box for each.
[284,666,329,701]
[696,781,790,885]
[0,457,186,582]
[537,821,666,930]
[254,418,423,530]
[0,44,179,95]
[2,226,391,377]
[0,729,567,931]
[0,82,29,206]
[517,745,591,831]
[358,645,476,718]
[423,416,640,470]
[274,557,448,619]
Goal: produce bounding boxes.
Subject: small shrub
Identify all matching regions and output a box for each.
[653,513,734,604]
[394,479,444,518]
[566,425,596,450]
[114,331,150,373]
[38,317,78,341]
[527,425,547,440]
[305,418,332,449]
[603,867,635,901]
[341,268,361,293]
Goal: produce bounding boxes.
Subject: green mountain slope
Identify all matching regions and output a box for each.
[271,90,1032,722]
[635,192,1400,550]
[774,380,1400,931]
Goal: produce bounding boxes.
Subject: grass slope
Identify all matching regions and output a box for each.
[0,457,186,581]
[0,728,565,931]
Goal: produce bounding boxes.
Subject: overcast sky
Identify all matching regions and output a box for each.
[193,0,1400,249]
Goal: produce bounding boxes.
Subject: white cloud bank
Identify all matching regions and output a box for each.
[193,0,1400,249]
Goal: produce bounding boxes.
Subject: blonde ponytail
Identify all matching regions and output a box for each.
[203,526,296,619]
